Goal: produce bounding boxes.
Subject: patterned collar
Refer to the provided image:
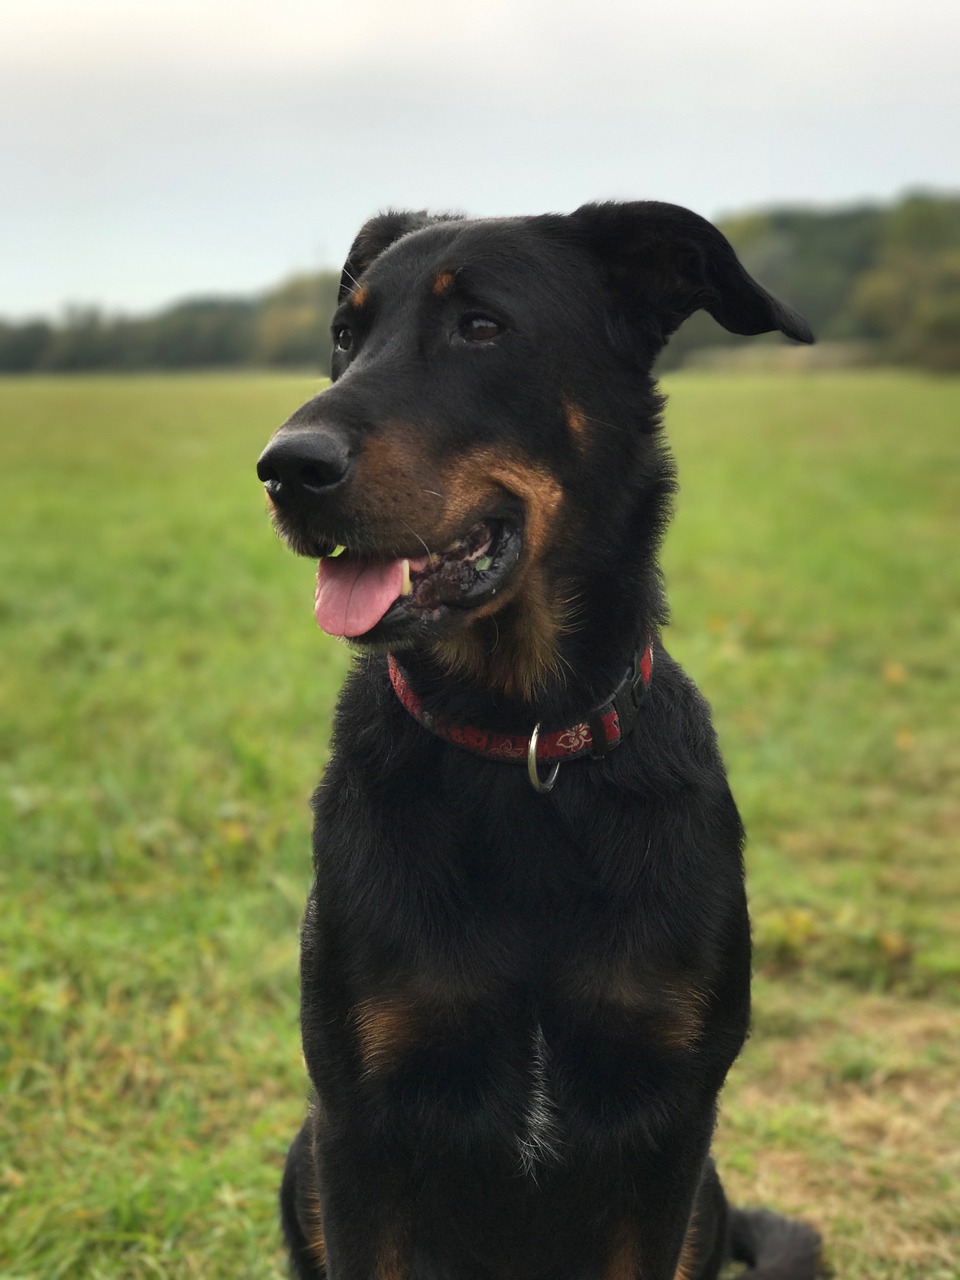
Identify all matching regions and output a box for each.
[386,642,653,766]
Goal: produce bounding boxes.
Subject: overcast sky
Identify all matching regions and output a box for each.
[3,0,958,319]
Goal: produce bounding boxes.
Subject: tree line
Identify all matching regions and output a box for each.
[2,192,958,374]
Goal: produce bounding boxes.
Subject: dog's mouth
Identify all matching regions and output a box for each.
[313,518,523,644]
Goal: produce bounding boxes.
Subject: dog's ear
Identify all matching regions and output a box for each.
[338,210,460,301]
[564,201,814,347]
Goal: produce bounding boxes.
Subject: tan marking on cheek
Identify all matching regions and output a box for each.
[439,449,563,568]
[430,449,568,699]
[431,270,455,297]
[486,458,563,562]
[353,995,421,1076]
[350,283,369,309]
[435,588,570,702]
[562,397,589,450]
[350,427,446,537]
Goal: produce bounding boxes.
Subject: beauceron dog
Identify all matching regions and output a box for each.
[257,201,822,1280]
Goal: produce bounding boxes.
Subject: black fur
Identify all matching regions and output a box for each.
[259,201,821,1280]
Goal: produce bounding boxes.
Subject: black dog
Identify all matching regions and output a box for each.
[257,202,821,1280]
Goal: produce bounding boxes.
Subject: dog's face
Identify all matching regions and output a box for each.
[258,203,811,696]
[260,218,610,660]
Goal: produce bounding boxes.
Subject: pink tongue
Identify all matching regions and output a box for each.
[314,556,404,637]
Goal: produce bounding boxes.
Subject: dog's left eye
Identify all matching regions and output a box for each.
[334,326,354,352]
[458,316,503,343]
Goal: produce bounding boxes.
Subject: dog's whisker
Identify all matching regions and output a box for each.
[400,521,434,560]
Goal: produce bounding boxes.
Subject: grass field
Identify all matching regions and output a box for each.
[1,372,957,1278]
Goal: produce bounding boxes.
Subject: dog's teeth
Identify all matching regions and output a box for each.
[400,559,412,596]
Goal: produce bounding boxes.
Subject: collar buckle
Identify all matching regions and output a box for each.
[612,647,653,743]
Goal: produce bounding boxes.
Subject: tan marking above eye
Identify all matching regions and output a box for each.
[351,283,369,309]
[431,271,455,297]
[562,397,590,449]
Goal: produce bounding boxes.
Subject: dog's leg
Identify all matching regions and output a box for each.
[601,1154,730,1280]
[281,1115,413,1280]
[308,1122,413,1280]
[671,1159,729,1280]
[281,1117,327,1279]
[666,1158,821,1280]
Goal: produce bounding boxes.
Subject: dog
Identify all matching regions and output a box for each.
[257,201,821,1280]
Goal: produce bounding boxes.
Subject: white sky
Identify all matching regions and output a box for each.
[3,0,958,318]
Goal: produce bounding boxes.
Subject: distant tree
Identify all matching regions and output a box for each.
[254,272,339,368]
[40,308,118,371]
[141,299,256,368]
[0,321,53,372]
[847,194,960,370]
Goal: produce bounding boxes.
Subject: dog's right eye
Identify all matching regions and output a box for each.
[458,316,503,343]
[334,326,354,352]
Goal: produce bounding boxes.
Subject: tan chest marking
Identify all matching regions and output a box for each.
[376,1234,409,1280]
[352,994,423,1077]
[567,966,708,1052]
[605,1223,639,1280]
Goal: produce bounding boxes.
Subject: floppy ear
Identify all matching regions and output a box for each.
[566,201,814,346]
[338,210,461,301]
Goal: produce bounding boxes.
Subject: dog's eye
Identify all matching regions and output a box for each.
[458,316,503,343]
[334,326,353,352]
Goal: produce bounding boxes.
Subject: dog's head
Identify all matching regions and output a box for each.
[258,202,811,699]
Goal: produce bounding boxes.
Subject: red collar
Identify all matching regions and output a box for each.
[386,643,653,765]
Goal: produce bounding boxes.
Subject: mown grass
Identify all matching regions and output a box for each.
[1,372,957,1278]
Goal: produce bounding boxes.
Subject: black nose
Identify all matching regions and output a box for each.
[256,430,353,499]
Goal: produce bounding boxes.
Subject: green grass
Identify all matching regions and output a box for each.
[1,372,957,1278]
